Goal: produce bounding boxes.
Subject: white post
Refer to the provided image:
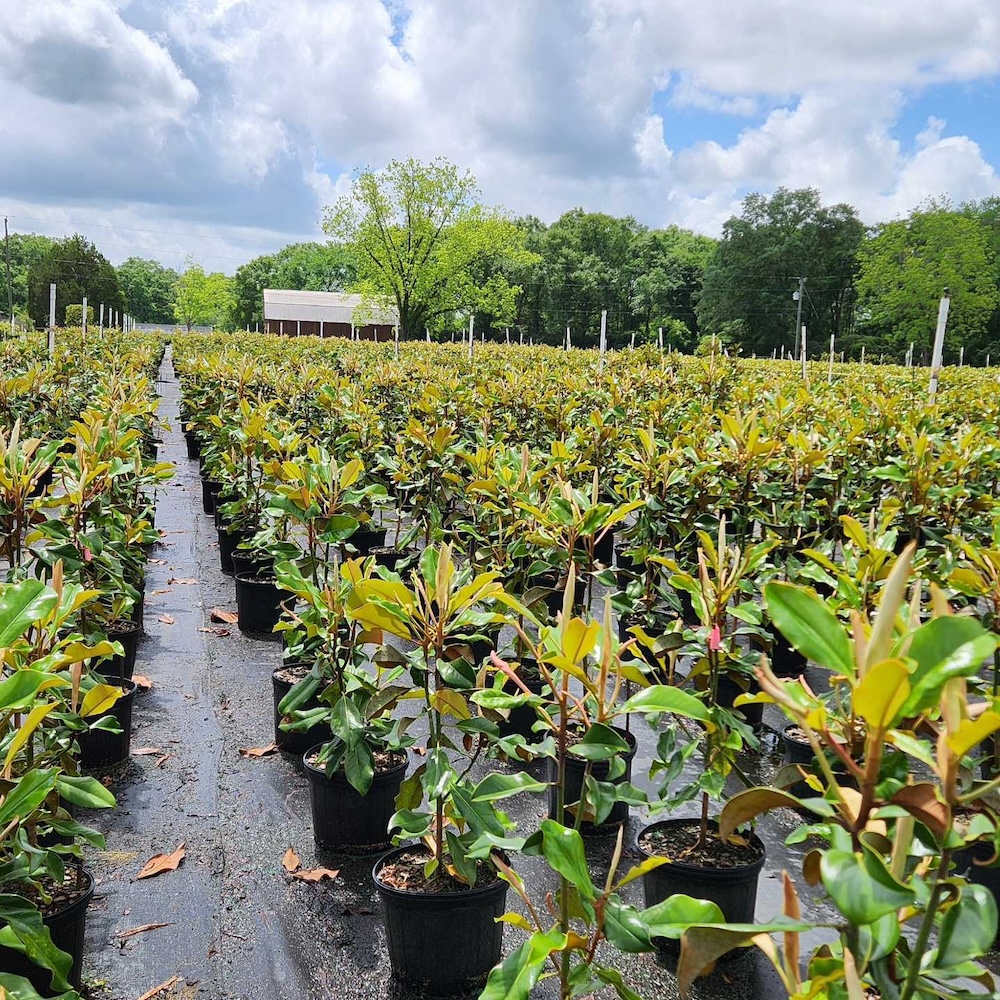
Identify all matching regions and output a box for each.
[47,282,56,358]
[861,345,865,366]
[598,308,607,373]
[481,328,484,344]
[394,324,399,359]
[828,333,835,383]
[630,330,635,349]
[519,329,523,345]
[505,327,510,344]
[530,337,534,346]
[928,289,951,403]
[468,315,474,361]
[426,327,430,343]
[99,303,104,338]
[81,296,88,338]
[800,324,807,381]
[657,326,663,351]
[772,347,776,360]
[565,325,570,350]
[450,330,454,343]
[988,354,991,367]
[907,342,913,368]
[959,345,964,368]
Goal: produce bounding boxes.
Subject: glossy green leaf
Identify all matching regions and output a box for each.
[0,894,73,992]
[55,775,116,810]
[0,579,56,647]
[640,894,725,940]
[820,849,915,925]
[764,582,853,673]
[540,819,596,900]
[619,684,710,721]
[937,883,998,967]
[0,769,57,828]
[0,670,69,713]
[473,772,547,802]
[481,930,567,1000]
[603,896,652,953]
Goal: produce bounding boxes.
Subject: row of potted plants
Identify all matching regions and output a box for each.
[0,329,170,999]
[173,332,1000,998]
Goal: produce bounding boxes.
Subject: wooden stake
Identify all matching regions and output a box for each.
[928,289,951,403]
[47,282,56,358]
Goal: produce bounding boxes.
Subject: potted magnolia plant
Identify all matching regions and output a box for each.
[351,544,544,992]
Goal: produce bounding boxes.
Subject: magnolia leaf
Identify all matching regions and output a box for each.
[764,582,853,673]
[282,848,300,872]
[80,683,123,718]
[853,658,909,729]
[136,843,186,880]
[291,867,340,882]
[720,787,806,838]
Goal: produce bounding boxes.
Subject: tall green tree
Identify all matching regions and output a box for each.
[323,157,537,337]
[117,257,178,324]
[856,202,999,362]
[174,263,233,331]
[27,234,121,328]
[3,233,55,322]
[960,197,1000,360]
[697,188,864,356]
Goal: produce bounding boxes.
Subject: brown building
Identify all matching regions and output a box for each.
[262,289,398,340]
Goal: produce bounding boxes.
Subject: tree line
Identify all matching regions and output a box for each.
[4,158,999,360]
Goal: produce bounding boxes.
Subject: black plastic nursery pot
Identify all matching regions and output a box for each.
[218,526,252,575]
[345,526,388,555]
[768,630,807,678]
[955,840,1000,943]
[373,844,508,992]
[184,431,201,460]
[638,819,766,951]
[304,747,407,851]
[549,726,637,834]
[496,661,546,741]
[104,620,141,680]
[369,546,414,572]
[272,669,332,754]
[716,674,764,730]
[235,573,284,637]
[0,868,95,994]
[201,478,218,514]
[78,678,137,768]
[231,548,275,582]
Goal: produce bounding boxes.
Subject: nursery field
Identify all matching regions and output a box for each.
[2,330,1000,1000]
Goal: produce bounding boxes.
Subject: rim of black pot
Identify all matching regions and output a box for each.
[303,743,408,780]
[635,817,766,874]
[372,842,509,899]
[234,570,279,585]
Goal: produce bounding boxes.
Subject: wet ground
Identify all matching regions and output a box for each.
[78,349,995,1000]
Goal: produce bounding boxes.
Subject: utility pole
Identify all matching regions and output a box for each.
[3,216,13,339]
[792,277,806,359]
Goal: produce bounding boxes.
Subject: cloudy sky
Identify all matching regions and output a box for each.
[1,0,998,271]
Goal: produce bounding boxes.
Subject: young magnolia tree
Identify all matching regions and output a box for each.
[323,157,538,337]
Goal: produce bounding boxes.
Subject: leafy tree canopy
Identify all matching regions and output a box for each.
[856,200,1000,362]
[26,234,121,328]
[174,261,234,331]
[117,257,178,324]
[697,188,864,357]
[323,157,538,337]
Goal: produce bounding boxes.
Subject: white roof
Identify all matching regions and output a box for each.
[262,289,398,325]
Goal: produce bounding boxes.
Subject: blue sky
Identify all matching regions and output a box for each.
[0,0,997,270]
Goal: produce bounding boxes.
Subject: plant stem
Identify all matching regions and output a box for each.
[899,849,951,1000]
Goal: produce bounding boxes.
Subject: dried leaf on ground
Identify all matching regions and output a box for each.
[209,608,239,624]
[198,626,231,637]
[156,754,172,768]
[292,867,340,883]
[168,577,198,585]
[132,675,153,690]
[115,922,172,940]
[136,975,181,1000]
[136,843,186,880]
[282,847,300,872]
[158,614,175,625]
[152,588,172,596]
[148,559,167,566]
[239,743,278,758]
[132,747,162,756]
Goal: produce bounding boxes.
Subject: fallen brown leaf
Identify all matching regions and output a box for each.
[412,746,427,756]
[132,747,162,756]
[151,588,172,596]
[155,754,172,768]
[282,847,300,873]
[115,922,172,940]
[148,558,167,566]
[291,867,340,883]
[168,577,198,585]
[198,626,231,637]
[136,843,186,880]
[132,675,153,690]
[239,743,278,758]
[136,975,181,1000]
[209,608,239,624]
[157,614,175,625]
